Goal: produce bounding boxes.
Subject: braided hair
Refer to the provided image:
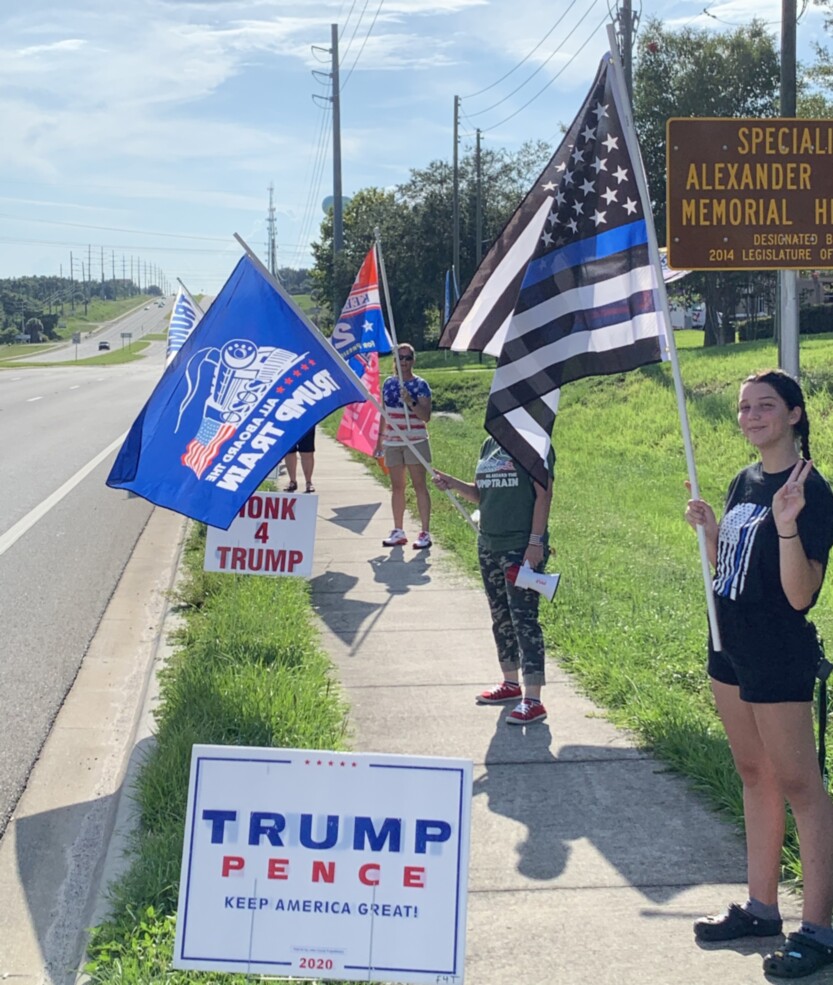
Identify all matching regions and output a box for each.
[744,369,811,460]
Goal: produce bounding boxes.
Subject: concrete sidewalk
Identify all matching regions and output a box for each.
[308,431,806,985]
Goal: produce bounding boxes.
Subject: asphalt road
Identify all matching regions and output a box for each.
[0,341,171,837]
[23,296,172,364]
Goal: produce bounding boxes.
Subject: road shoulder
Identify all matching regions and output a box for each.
[0,507,185,985]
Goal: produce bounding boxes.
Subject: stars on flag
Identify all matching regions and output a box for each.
[538,92,642,250]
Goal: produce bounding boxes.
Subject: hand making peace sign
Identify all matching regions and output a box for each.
[772,459,814,534]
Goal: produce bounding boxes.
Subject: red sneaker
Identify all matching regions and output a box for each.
[506,701,547,725]
[476,682,522,705]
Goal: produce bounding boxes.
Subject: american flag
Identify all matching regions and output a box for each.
[442,53,668,486]
[181,419,236,478]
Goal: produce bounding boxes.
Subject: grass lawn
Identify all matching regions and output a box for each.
[62,296,156,338]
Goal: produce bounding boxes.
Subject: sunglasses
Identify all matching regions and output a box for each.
[399,354,414,361]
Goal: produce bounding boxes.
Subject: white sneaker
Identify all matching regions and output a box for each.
[413,531,432,550]
[382,528,407,547]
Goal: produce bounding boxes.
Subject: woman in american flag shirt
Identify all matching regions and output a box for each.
[374,343,433,550]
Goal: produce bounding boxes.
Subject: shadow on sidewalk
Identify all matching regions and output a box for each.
[309,554,434,650]
[473,718,746,902]
[325,503,382,534]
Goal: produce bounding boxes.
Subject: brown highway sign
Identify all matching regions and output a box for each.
[666,118,833,270]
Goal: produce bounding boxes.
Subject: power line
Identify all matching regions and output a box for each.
[0,211,230,242]
[463,0,602,120]
[482,11,609,136]
[461,0,583,100]
[0,236,229,254]
[339,0,358,38]
[340,0,372,63]
[293,101,333,264]
[341,0,385,89]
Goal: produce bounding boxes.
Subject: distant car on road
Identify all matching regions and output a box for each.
[98,340,111,351]
[143,305,150,310]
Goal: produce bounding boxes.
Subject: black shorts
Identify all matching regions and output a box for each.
[708,609,821,703]
[286,427,315,454]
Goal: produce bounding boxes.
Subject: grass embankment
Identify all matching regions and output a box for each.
[84,523,348,983]
[87,333,833,980]
[63,296,157,339]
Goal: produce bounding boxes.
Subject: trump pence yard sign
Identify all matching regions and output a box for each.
[173,745,473,983]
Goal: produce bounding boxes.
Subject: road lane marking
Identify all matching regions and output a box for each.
[0,432,128,558]
[27,396,42,402]
[69,385,80,390]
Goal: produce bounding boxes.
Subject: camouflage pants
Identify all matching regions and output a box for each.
[478,543,546,686]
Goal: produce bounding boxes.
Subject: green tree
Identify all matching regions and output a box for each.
[633,18,780,345]
[311,142,551,347]
[25,317,44,342]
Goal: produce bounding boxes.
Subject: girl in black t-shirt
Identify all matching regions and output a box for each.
[685,369,833,978]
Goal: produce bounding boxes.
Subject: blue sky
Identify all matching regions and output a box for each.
[1,0,829,294]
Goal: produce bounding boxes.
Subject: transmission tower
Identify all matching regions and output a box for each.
[266,183,279,278]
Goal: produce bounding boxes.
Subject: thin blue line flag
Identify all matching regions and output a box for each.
[106,255,366,528]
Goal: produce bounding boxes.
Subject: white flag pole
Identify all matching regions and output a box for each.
[235,233,478,533]
[176,277,205,315]
[374,228,479,533]
[605,26,722,651]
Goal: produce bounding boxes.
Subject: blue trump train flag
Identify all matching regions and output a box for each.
[106,255,366,528]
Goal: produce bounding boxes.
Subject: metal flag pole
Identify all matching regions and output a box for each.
[234,233,478,533]
[605,24,721,651]
[176,277,205,315]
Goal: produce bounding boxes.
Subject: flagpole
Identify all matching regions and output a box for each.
[235,233,478,534]
[605,26,722,651]
[176,277,205,315]
[374,229,404,382]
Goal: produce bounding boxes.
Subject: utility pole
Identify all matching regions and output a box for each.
[475,128,483,267]
[453,95,460,291]
[778,0,799,378]
[622,0,634,101]
[267,183,279,278]
[331,24,344,259]
[87,245,92,313]
[69,251,75,312]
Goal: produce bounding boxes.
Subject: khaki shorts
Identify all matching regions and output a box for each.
[384,440,432,468]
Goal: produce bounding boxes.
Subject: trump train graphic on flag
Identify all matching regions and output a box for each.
[106,255,365,529]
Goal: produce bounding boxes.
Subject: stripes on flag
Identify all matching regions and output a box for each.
[479,51,668,486]
[181,420,236,478]
[438,58,612,358]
